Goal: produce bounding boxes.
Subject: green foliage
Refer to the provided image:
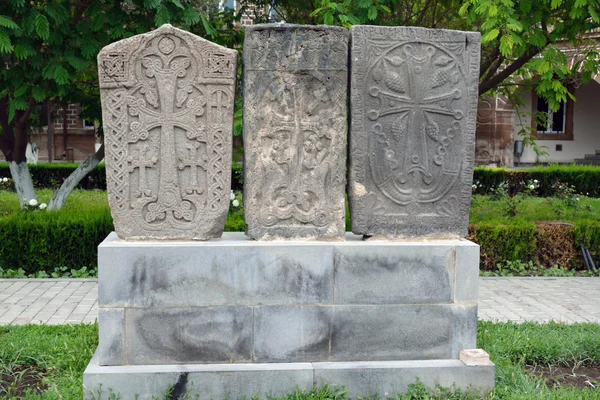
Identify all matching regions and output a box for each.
[0,209,113,275]
[473,165,600,197]
[470,221,538,270]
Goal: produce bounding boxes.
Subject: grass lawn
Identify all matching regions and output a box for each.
[0,322,599,399]
[469,195,600,225]
[2,190,600,226]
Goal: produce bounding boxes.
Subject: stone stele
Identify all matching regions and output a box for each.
[243,24,349,240]
[348,26,481,238]
[98,24,237,240]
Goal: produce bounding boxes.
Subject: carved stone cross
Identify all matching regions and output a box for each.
[99,24,237,240]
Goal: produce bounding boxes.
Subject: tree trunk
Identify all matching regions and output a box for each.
[8,160,36,206]
[48,142,105,210]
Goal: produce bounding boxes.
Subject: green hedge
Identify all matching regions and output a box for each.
[473,165,600,197]
[0,162,245,191]
[469,220,600,271]
[0,211,113,274]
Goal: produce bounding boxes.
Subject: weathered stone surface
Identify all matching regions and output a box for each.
[243,24,349,240]
[254,306,332,362]
[98,24,237,240]
[125,306,253,365]
[84,354,495,400]
[348,26,481,238]
[95,233,481,366]
[97,309,125,366]
[313,360,496,398]
[98,232,334,308]
[330,304,477,361]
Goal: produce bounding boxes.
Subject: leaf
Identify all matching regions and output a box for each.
[0,15,18,30]
[144,0,161,9]
[551,0,562,9]
[45,4,68,24]
[35,14,50,40]
[65,54,88,70]
[323,12,334,25]
[81,40,99,58]
[13,85,27,97]
[169,0,185,10]
[183,7,200,25]
[92,12,105,32]
[53,65,69,85]
[367,6,378,21]
[42,62,58,79]
[199,12,217,37]
[155,4,171,26]
[482,29,500,44]
[32,86,45,102]
[0,30,12,53]
[13,44,28,59]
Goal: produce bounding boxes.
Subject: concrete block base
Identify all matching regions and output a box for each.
[83,350,495,399]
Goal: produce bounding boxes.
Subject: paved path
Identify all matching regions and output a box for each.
[0,277,598,325]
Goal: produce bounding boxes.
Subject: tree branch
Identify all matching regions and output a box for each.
[48,141,105,210]
[478,47,543,95]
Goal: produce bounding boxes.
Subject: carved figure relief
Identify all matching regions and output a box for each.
[99,25,237,239]
[243,25,348,240]
[349,26,481,238]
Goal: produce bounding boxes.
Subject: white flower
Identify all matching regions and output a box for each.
[232,199,240,207]
[533,179,538,183]
[2,177,7,182]
[529,185,535,190]
[29,199,38,207]
[472,184,477,189]
[230,191,235,201]
[39,203,47,210]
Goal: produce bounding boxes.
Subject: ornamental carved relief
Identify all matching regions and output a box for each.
[98,25,237,240]
[243,25,348,240]
[349,26,481,238]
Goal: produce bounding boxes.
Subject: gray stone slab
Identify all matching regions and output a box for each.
[83,351,314,400]
[313,360,495,398]
[99,232,333,308]
[98,24,237,240]
[243,24,349,240]
[97,309,125,366]
[348,26,481,239]
[254,306,332,362]
[333,244,454,304]
[99,232,479,308]
[84,351,495,399]
[455,241,480,302]
[330,304,477,361]
[125,306,253,365]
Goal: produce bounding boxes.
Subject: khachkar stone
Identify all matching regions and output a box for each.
[98,24,237,240]
[243,24,349,240]
[348,26,481,238]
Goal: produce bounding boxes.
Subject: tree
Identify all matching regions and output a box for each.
[278,0,600,110]
[0,0,213,208]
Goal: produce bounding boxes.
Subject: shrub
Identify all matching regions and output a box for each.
[535,223,580,269]
[0,210,113,274]
[469,221,537,271]
[473,165,600,197]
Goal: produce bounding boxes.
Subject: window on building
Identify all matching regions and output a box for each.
[531,87,574,140]
[82,119,95,130]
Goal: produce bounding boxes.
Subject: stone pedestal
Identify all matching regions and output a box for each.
[83,233,495,398]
